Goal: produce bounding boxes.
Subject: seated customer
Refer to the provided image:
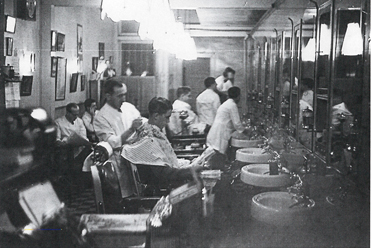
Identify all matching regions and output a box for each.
[55,103,91,182]
[168,86,198,135]
[82,98,98,142]
[122,97,203,188]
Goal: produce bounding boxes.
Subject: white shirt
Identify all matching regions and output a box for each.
[196,89,220,126]
[215,75,233,92]
[301,90,314,108]
[207,99,245,154]
[82,111,96,133]
[168,100,198,135]
[55,115,88,157]
[93,102,140,149]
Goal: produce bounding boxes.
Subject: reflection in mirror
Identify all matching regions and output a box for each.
[329,9,363,165]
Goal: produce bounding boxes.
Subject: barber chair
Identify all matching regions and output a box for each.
[90,145,163,214]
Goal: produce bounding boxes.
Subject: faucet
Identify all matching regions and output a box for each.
[287,172,313,208]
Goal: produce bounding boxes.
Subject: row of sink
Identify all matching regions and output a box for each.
[230,134,315,227]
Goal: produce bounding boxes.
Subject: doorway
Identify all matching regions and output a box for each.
[183,57,211,111]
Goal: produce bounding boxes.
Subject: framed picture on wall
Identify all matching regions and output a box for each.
[98,42,105,59]
[81,74,86,91]
[92,57,98,72]
[20,75,33,96]
[51,57,58,77]
[77,24,83,59]
[6,37,13,56]
[57,33,65,52]
[55,57,66,101]
[51,30,57,51]
[70,73,79,93]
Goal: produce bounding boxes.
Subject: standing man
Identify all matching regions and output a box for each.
[215,67,235,103]
[207,87,248,155]
[168,86,198,135]
[196,77,220,133]
[82,98,98,142]
[93,79,143,198]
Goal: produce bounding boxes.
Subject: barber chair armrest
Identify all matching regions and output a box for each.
[121,196,161,214]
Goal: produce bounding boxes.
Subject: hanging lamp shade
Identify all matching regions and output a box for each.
[341,23,363,56]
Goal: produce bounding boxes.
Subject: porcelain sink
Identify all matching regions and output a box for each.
[231,131,263,148]
[235,148,273,163]
[251,192,315,226]
[240,164,290,188]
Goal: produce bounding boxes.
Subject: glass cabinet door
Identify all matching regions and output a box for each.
[314,3,332,159]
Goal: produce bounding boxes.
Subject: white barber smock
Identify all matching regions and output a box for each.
[196,88,220,126]
[215,75,233,92]
[206,99,245,154]
[93,102,141,198]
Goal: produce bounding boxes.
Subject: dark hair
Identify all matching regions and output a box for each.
[84,99,96,111]
[66,103,79,113]
[302,78,314,90]
[103,79,123,95]
[228,86,241,99]
[283,68,290,75]
[204,77,216,88]
[148,97,173,116]
[223,67,235,77]
[176,86,191,98]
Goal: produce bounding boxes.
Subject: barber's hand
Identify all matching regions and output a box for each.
[191,165,204,173]
[130,118,143,131]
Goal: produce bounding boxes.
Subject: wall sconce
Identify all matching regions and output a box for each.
[341,23,363,56]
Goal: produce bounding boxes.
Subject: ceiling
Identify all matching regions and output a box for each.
[52,0,324,38]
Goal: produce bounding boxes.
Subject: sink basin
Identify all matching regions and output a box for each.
[240,164,290,187]
[235,148,273,163]
[251,192,315,226]
[231,138,264,148]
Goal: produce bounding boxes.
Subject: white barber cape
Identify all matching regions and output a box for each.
[168,100,198,135]
[196,89,220,126]
[207,98,245,154]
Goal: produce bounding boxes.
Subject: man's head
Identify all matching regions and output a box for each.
[176,86,192,104]
[65,103,80,123]
[148,97,173,129]
[84,99,97,114]
[204,77,216,90]
[301,78,314,91]
[223,67,235,83]
[228,86,241,103]
[104,79,127,110]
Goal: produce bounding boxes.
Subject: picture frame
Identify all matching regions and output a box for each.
[81,74,86,91]
[51,57,58,77]
[92,57,98,72]
[55,57,66,101]
[77,24,83,59]
[98,42,105,59]
[57,33,65,52]
[70,73,79,93]
[5,15,16,33]
[51,30,57,51]
[20,75,33,96]
[6,37,13,56]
